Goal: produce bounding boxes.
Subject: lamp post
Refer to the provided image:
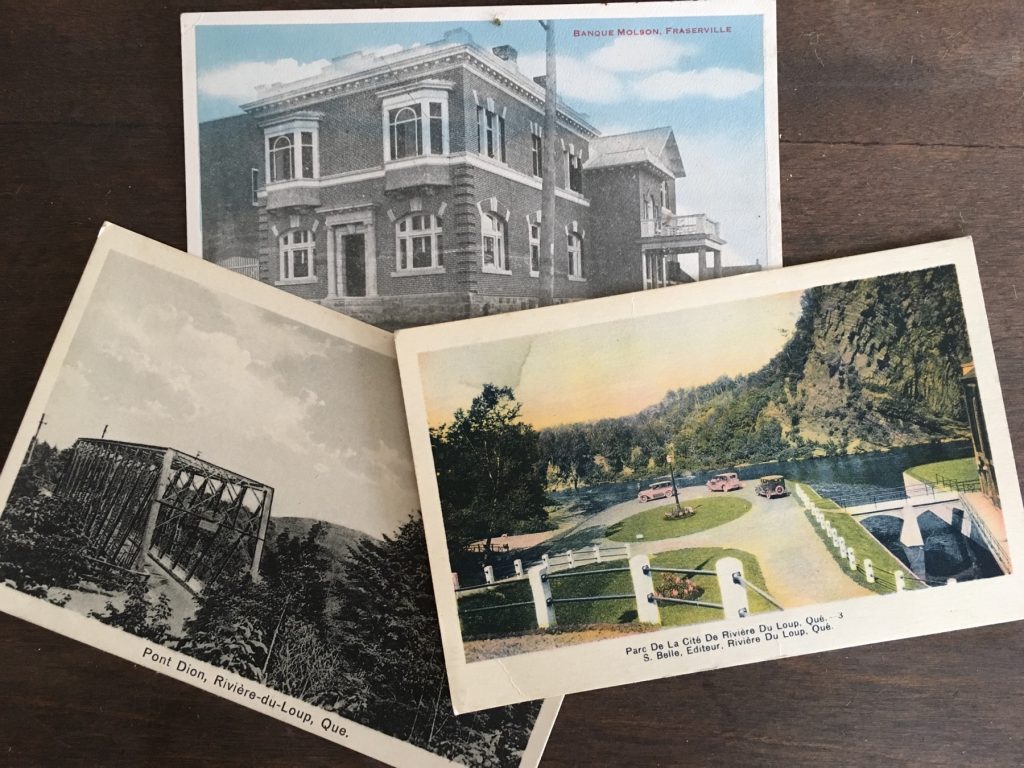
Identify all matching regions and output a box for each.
[666,448,682,511]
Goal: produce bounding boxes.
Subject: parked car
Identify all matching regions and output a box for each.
[755,474,788,499]
[706,472,743,492]
[638,479,677,502]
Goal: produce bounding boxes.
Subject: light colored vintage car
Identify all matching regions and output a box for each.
[706,472,743,492]
[638,479,676,502]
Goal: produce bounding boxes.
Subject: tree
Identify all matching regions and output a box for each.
[328,517,541,765]
[430,385,548,560]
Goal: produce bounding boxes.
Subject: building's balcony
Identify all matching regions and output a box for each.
[265,180,321,210]
[640,213,724,245]
[384,159,452,192]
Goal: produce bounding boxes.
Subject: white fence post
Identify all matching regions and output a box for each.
[593,544,602,564]
[864,558,875,584]
[566,550,575,568]
[624,543,631,559]
[541,553,549,568]
[628,555,661,625]
[483,565,494,584]
[514,559,523,577]
[716,557,750,619]
[846,547,857,571]
[895,571,906,592]
[528,565,556,628]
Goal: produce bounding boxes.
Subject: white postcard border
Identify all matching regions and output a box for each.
[394,236,1024,713]
[181,0,780,266]
[0,224,562,768]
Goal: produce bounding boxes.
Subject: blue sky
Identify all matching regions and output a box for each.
[193,14,771,265]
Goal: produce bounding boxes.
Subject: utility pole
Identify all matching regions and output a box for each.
[24,412,46,466]
[538,20,557,307]
[667,448,682,512]
[101,424,108,439]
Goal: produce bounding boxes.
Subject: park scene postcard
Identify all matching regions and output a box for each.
[395,237,1024,713]
[182,0,780,330]
[0,225,560,768]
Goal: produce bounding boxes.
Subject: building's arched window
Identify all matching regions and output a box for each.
[660,180,668,210]
[567,231,584,279]
[270,135,294,182]
[643,195,655,221]
[396,213,443,270]
[382,89,449,162]
[279,229,314,280]
[481,213,508,272]
[390,106,422,160]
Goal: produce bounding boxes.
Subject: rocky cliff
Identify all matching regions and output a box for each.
[775,265,972,451]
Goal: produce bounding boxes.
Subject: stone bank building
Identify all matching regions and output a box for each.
[200,29,757,329]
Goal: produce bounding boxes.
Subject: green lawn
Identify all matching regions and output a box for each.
[802,508,924,594]
[457,546,773,639]
[906,457,978,487]
[792,481,840,510]
[605,495,751,543]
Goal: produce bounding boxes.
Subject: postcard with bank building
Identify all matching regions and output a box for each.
[182,0,780,331]
[0,225,560,768]
[395,237,1024,713]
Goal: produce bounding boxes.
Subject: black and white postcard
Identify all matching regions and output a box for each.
[182,1,780,330]
[395,237,1024,712]
[0,224,559,767]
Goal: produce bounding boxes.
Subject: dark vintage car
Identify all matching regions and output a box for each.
[755,474,788,499]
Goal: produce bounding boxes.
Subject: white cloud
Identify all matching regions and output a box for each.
[518,50,623,104]
[198,44,418,107]
[199,58,331,104]
[634,67,763,101]
[585,37,694,73]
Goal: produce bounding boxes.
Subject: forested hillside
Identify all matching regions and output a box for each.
[541,266,973,485]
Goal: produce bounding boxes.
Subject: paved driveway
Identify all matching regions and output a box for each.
[553,483,871,609]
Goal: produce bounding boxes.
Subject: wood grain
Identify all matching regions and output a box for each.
[0,1,1022,766]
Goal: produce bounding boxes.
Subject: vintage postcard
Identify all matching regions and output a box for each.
[182,1,780,330]
[0,225,559,768]
[395,237,1024,712]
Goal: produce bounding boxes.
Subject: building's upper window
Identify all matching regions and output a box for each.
[529,223,541,275]
[280,229,315,281]
[269,135,293,182]
[644,195,655,220]
[477,105,506,162]
[381,87,450,162]
[660,180,669,210]
[263,115,321,183]
[568,154,584,194]
[250,168,259,205]
[396,213,443,271]
[481,213,508,272]
[567,231,583,279]
[531,135,543,177]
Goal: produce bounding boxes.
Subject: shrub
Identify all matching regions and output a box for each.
[655,573,704,602]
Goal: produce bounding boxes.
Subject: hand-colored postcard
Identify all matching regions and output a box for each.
[0,224,559,768]
[394,237,1023,712]
[182,1,780,330]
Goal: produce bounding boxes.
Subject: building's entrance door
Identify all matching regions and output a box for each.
[342,234,366,297]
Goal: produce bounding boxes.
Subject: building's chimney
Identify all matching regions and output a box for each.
[533,74,547,88]
[492,45,518,63]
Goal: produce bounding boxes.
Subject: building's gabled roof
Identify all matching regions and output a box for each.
[585,127,686,179]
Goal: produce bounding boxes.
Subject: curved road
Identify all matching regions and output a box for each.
[552,483,871,609]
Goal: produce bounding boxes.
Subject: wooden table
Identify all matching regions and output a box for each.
[1,2,1022,765]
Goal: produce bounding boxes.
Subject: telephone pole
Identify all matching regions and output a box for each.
[24,412,46,465]
[538,20,557,307]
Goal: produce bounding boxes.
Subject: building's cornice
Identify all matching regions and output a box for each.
[241,44,599,139]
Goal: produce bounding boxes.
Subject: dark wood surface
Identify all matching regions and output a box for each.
[1,1,1022,766]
